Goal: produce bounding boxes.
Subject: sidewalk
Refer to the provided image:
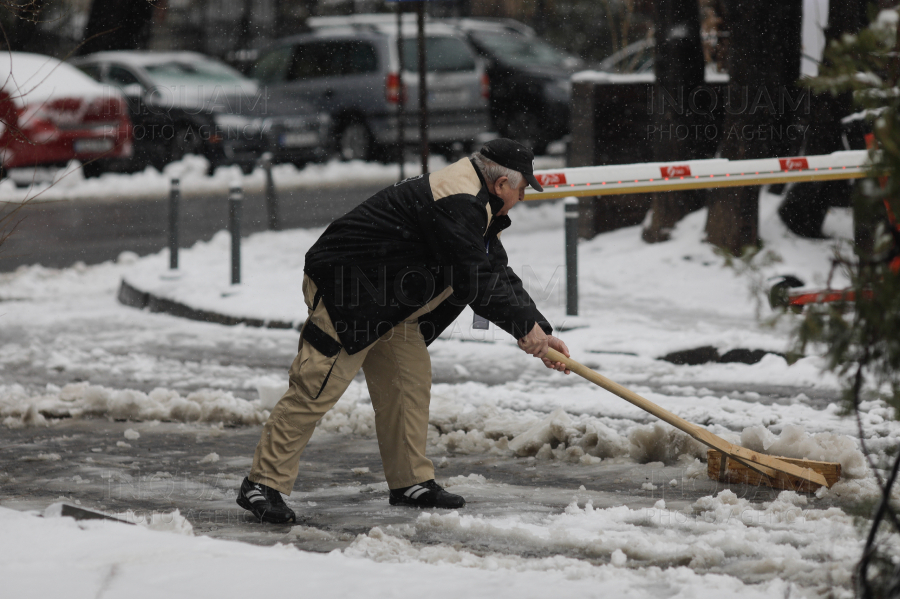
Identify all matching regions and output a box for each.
[117,226,318,331]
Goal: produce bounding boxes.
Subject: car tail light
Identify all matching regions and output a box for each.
[480,73,490,100]
[27,97,82,128]
[385,73,407,105]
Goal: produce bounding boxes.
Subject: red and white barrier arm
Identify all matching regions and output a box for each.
[525,150,872,201]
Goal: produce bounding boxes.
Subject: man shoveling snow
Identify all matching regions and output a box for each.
[237,139,571,523]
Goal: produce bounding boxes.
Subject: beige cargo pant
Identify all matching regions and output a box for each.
[250,275,448,494]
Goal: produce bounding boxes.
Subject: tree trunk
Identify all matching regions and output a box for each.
[533,0,547,36]
[705,0,802,255]
[77,0,155,56]
[643,0,706,243]
[778,0,868,239]
[235,0,255,51]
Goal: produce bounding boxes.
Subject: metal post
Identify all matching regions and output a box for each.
[229,183,242,285]
[396,4,405,180]
[168,178,180,270]
[261,152,279,230]
[417,0,428,175]
[565,198,579,316]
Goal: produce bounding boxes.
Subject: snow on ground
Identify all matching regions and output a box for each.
[0,154,411,203]
[2,501,792,599]
[1,173,898,597]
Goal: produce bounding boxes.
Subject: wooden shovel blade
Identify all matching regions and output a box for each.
[544,348,830,488]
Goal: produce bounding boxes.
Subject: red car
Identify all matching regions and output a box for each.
[0,52,132,178]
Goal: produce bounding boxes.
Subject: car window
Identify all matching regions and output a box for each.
[143,59,251,87]
[605,45,654,74]
[254,46,292,83]
[344,42,378,75]
[287,41,377,81]
[107,65,142,88]
[468,30,580,69]
[288,42,338,80]
[402,36,476,73]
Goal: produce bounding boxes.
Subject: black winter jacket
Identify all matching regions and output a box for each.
[304,158,552,355]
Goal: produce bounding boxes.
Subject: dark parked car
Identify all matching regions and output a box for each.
[255,16,490,161]
[72,51,331,172]
[597,38,655,74]
[446,18,584,154]
[597,38,731,81]
[0,52,133,179]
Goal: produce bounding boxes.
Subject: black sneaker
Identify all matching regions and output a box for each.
[389,479,466,509]
[236,477,296,523]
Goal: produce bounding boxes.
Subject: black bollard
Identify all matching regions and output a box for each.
[565,198,579,316]
[260,152,279,230]
[168,178,180,270]
[229,183,242,285]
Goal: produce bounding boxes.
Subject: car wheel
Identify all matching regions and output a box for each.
[338,121,371,161]
[169,123,204,163]
[81,160,104,178]
[506,110,548,156]
[139,141,169,172]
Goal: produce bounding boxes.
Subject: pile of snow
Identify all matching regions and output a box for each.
[41,503,195,535]
[741,424,868,478]
[0,382,268,427]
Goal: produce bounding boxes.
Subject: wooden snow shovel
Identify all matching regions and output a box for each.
[544,349,840,491]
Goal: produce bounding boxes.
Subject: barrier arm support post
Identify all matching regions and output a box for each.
[565,197,579,316]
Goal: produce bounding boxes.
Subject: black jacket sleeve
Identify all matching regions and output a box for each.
[487,236,553,335]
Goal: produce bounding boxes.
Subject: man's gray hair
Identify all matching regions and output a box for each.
[471,151,523,189]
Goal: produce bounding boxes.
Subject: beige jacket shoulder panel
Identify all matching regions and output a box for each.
[429,157,482,201]
[429,158,492,234]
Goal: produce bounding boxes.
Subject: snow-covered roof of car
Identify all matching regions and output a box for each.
[0,51,111,106]
[305,15,462,38]
[442,17,536,37]
[73,50,224,67]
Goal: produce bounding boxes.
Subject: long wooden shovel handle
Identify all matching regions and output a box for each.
[545,348,829,488]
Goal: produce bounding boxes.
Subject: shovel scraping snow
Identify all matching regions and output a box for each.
[545,348,839,491]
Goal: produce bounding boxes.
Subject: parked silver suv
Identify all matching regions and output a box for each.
[253,16,491,161]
